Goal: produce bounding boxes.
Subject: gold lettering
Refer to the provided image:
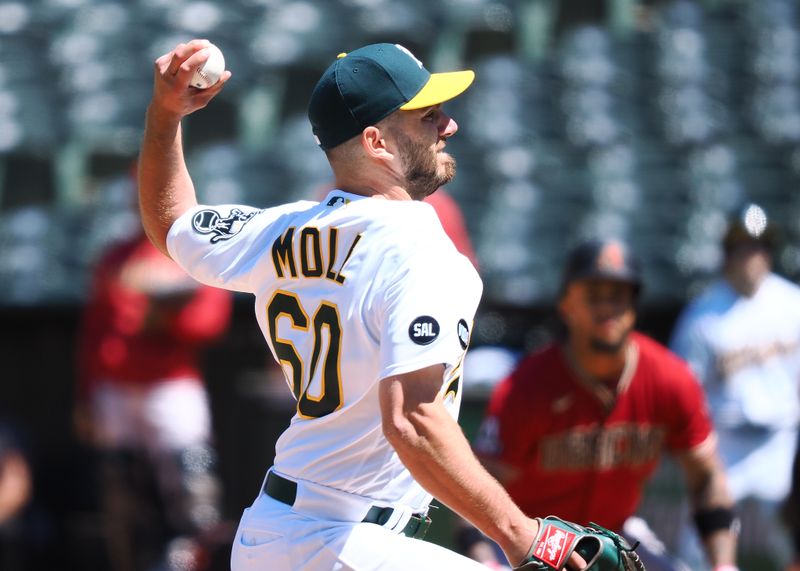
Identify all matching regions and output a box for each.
[326,228,340,282]
[272,228,297,278]
[272,226,362,285]
[717,339,800,379]
[300,227,323,277]
[335,233,362,284]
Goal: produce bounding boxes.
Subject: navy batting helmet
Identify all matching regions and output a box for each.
[560,238,642,296]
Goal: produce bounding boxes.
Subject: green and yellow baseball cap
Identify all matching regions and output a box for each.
[308,43,475,150]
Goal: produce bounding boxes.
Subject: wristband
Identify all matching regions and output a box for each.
[694,507,737,539]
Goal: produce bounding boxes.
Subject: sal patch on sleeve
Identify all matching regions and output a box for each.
[408,316,440,345]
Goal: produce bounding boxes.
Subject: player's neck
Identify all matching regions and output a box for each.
[335,181,413,200]
[567,338,629,385]
[564,340,638,411]
[723,268,767,298]
[334,168,413,201]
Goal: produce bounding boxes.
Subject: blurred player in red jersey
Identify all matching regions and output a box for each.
[425,189,479,269]
[76,228,232,571]
[464,238,739,571]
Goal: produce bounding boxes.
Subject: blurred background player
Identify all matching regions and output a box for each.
[670,203,800,570]
[0,415,33,570]
[783,439,800,571]
[464,238,738,571]
[75,224,233,571]
[425,188,479,269]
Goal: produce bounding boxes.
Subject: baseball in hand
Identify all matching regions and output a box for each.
[191,44,225,89]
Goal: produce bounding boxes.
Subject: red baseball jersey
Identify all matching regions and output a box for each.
[473,332,714,531]
[77,233,232,398]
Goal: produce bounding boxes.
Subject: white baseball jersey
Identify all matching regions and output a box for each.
[670,273,800,501]
[670,274,800,431]
[167,189,482,513]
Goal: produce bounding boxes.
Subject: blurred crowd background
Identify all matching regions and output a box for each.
[1,0,800,569]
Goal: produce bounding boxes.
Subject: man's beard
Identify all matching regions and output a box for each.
[589,338,626,353]
[394,130,456,200]
[588,324,633,354]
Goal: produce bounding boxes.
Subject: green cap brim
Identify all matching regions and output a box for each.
[399,70,475,110]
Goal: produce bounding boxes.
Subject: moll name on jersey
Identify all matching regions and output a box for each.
[271,226,362,284]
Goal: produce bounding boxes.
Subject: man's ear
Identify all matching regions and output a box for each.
[361,126,394,161]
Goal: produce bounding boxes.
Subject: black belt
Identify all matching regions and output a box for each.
[263,471,432,540]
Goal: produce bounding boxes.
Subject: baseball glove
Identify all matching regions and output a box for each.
[514,516,645,571]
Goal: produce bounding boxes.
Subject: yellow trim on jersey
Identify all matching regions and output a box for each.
[266,290,309,399]
[299,226,324,278]
[272,227,298,278]
[325,227,341,283]
[443,353,465,402]
[335,232,362,284]
[297,301,345,419]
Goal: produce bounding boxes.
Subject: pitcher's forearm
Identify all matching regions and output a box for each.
[383,398,534,564]
[138,105,198,255]
[401,434,529,543]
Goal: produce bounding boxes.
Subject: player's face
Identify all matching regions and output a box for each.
[724,241,771,296]
[560,279,636,353]
[389,105,459,200]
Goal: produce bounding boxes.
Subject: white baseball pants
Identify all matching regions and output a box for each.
[231,488,491,570]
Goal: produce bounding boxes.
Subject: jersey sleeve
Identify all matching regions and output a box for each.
[664,358,715,452]
[166,203,302,293]
[376,245,481,380]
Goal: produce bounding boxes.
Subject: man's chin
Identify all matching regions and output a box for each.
[439,158,456,185]
[589,336,627,354]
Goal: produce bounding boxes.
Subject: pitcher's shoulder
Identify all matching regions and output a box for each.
[362,200,450,251]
